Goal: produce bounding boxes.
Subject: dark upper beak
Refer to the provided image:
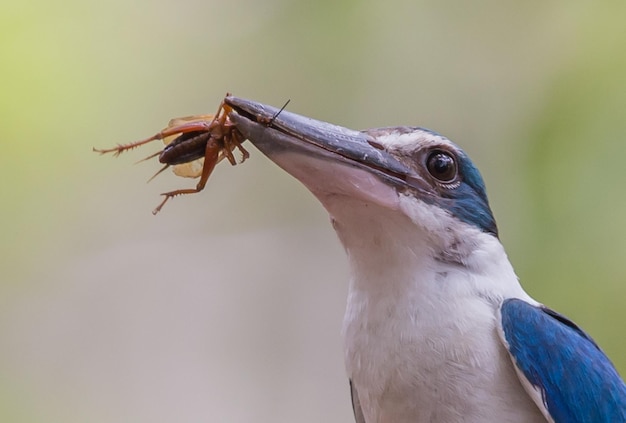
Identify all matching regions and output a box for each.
[225,96,417,190]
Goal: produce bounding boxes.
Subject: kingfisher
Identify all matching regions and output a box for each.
[224,96,626,423]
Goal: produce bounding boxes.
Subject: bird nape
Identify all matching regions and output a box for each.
[225,95,626,423]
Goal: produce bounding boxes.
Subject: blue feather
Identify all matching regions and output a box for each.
[500,298,626,422]
[436,146,498,236]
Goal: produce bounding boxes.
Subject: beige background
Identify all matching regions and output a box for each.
[1,1,625,422]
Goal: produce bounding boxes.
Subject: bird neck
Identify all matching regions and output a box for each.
[327,194,525,306]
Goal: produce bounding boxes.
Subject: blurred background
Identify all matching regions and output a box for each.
[1,1,625,421]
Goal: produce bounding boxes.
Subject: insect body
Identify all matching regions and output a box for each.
[94,98,248,214]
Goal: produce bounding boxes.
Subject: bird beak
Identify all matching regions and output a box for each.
[225,96,419,192]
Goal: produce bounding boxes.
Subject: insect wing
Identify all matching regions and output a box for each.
[162,114,215,179]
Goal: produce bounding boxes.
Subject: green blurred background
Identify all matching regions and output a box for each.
[1,1,625,421]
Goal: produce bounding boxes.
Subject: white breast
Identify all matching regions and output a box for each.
[343,279,545,422]
[331,196,546,423]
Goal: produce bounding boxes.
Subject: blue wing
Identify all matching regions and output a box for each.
[498,298,626,423]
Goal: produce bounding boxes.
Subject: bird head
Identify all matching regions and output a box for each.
[226,96,500,269]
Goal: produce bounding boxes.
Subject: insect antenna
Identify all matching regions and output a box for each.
[266,99,290,127]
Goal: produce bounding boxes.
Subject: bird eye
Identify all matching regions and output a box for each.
[426,151,457,183]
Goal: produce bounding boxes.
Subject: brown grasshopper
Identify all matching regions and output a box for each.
[94,96,248,214]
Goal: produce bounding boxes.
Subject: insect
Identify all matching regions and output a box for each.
[94,97,248,214]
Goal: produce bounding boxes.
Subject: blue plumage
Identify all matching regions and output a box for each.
[500,298,626,422]
[436,147,498,237]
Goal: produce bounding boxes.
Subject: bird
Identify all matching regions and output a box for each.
[224,96,626,423]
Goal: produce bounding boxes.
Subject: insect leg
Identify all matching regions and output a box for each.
[94,120,218,157]
[231,129,249,163]
[151,137,221,215]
